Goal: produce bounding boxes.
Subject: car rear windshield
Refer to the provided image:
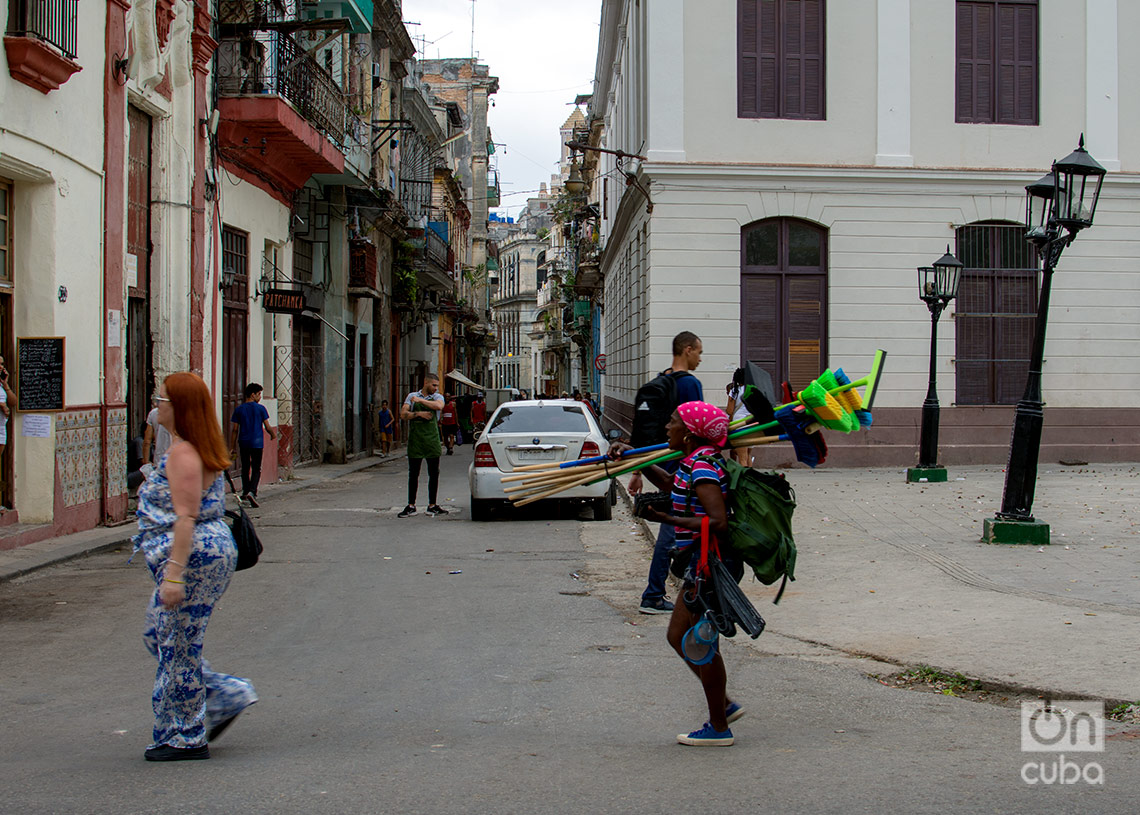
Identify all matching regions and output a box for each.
[488,405,591,434]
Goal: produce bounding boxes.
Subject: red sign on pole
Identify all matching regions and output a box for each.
[594,353,606,373]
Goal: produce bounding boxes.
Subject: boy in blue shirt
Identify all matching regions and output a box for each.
[377,400,395,455]
[229,382,277,507]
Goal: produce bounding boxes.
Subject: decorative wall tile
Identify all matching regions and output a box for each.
[105,407,127,498]
[55,409,101,508]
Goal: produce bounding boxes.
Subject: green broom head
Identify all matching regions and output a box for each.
[799,380,856,433]
[817,368,840,392]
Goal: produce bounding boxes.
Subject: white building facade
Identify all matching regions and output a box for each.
[592,0,1140,465]
[491,234,543,392]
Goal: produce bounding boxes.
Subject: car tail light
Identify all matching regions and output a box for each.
[579,441,601,459]
[474,442,498,468]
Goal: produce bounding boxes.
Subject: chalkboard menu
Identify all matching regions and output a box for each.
[17,337,65,412]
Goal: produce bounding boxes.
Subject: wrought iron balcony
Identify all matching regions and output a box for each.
[6,0,77,59]
[216,30,346,145]
[425,227,449,272]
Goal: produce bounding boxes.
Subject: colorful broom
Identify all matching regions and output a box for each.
[500,350,887,504]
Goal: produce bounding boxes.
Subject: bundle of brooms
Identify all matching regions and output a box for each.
[501,350,886,508]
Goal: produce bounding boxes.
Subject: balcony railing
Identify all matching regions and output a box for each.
[425,227,449,271]
[216,30,346,145]
[5,0,78,59]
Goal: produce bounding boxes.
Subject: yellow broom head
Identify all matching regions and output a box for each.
[833,368,864,411]
[799,381,856,432]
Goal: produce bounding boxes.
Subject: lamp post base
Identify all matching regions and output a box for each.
[983,517,1051,546]
[906,466,948,483]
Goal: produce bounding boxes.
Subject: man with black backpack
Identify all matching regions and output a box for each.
[628,331,704,614]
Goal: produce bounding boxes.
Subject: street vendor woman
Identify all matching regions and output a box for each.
[610,400,745,746]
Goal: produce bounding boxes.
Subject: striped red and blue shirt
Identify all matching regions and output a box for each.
[671,447,729,549]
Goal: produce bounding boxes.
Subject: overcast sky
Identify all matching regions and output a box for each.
[402,0,602,220]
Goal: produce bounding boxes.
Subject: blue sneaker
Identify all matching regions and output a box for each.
[725,702,746,724]
[677,721,734,747]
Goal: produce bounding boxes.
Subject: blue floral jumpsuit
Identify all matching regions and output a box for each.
[133,454,257,749]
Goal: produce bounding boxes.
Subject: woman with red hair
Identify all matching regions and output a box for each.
[133,372,257,761]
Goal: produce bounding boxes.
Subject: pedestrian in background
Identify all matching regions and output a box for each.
[144,394,173,466]
[471,393,487,428]
[229,382,276,508]
[440,392,459,455]
[377,399,395,455]
[399,373,447,517]
[133,372,257,762]
[0,353,15,460]
[627,331,704,615]
[725,368,752,467]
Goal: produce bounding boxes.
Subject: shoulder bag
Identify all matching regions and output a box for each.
[223,471,263,571]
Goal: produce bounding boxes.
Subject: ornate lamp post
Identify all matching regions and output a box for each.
[985,136,1106,545]
[907,247,962,483]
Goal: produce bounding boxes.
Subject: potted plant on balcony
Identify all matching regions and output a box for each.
[392,240,418,311]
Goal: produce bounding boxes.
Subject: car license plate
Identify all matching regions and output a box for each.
[516,449,555,460]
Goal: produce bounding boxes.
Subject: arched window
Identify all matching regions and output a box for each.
[740,218,828,391]
[954,221,1038,404]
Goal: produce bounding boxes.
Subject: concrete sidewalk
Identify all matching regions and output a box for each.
[619,462,1140,704]
[0,451,400,583]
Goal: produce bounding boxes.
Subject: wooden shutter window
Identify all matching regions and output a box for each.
[738,0,824,120]
[787,276,825,390]
[738,0,761,117]
[956,0,1037,125]
[741,218,828,390]
[758,0,779,118]
[742,275,780,384]
[996,3,1037,124]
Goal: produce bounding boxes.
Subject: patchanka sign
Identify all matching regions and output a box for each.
[263,288,306,315]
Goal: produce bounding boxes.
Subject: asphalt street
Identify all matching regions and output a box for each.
[2,449,1139,814]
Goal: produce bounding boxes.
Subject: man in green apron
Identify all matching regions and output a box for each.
[398,373,447,517]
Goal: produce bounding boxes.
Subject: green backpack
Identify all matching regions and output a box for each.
[688,455,798,602]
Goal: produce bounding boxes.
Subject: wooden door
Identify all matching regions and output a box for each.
[345,324,355,452]
[126,106,153,437]
[221,226,249,431]
[0,179,12,507]
[741,218,828,392]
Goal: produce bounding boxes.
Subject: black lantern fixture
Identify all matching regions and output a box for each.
[220,264,237,291]
[909,246,962,482]
[1024,171,1059,246]
[1053,134,1106,234]
[918,246,963,308]
[988,136,1107,544]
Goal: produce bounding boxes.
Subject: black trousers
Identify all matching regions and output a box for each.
[239,445,264,497]
[408,456,440,505]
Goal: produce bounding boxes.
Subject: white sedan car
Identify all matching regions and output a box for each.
[468,399,617,521]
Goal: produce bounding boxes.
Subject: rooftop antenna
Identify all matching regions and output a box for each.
[470,0,476,61]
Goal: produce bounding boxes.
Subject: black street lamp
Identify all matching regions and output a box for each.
[986,135,1106,545]
[907,247,962,483]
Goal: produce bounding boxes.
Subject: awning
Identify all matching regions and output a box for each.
[446,369,483,390]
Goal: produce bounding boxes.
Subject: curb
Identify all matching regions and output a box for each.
[0,452,401,584]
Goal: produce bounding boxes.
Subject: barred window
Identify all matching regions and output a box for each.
[954,222,1038,405]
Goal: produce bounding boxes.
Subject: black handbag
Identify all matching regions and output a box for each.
[224,471,263,571]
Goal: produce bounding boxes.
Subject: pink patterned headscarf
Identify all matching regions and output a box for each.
[676,401,729,448]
